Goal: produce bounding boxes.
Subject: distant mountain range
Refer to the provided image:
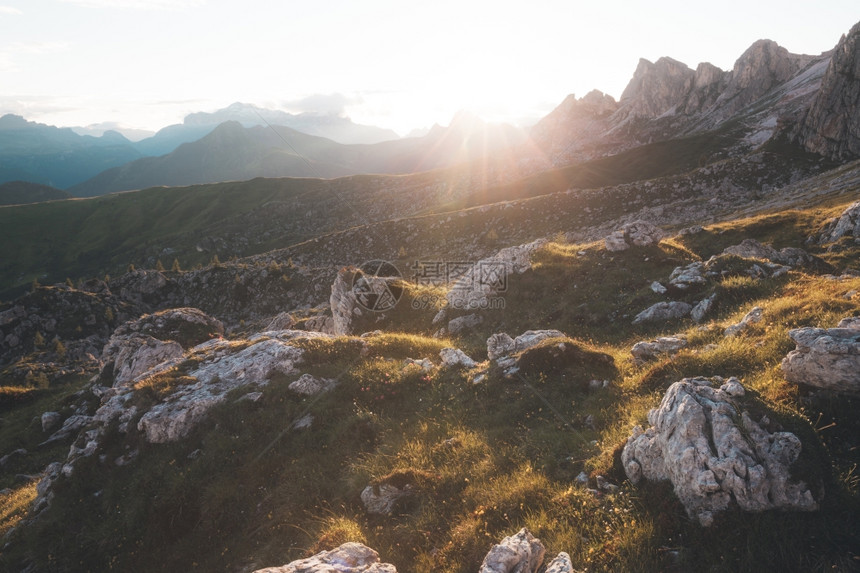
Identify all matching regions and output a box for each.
[2,103,527,196]
[69,112,528,197]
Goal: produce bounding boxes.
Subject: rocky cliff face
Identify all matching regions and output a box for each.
[532,27,850,166]
[618,57,696,120]
[712,40,810,119]
[796,21,860,160]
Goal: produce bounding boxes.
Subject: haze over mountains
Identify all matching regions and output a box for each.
[3,28,858,204]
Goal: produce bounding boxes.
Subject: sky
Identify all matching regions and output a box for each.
[0,0,858,137]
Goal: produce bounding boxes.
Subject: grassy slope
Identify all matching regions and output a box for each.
[2,200,858,572]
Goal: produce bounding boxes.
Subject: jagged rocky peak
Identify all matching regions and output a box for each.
[715,39,810,115]
[619,57,695,118]
[796,20,860,160]
[694,62,726,88]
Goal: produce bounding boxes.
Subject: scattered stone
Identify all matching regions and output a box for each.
[252,542,397,573]
[669,262,706,290]
[102,334,184,387]
[479,527,546,573]
[631,337,688,363]
[604,220,664,252]
[289,373,336,396]
[691,293,717,323]
[447,313,484,334]
[722,239,822,269]
[724,306,764,337]
[650,281,667,294]
[360,483,412,516]
[781,318,860,396]
[632,302,692,325]
[114,449,138,467]
[575,471,589,486]
[40,411,61,433]
[432,308,447,325]
[439,347,478,369]
[622,376,817,526]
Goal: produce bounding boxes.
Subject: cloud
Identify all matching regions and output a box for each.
[0,6,22,15]
[58,0,205,10]
[283,93,363,117]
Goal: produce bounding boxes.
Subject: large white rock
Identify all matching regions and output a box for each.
[668,262,707,290]
[252,542,397,572]
[103,334,184,387]
[781,319,860,395]
[479,527,546,573]
[137,339,305,443]
[622,377,817,526]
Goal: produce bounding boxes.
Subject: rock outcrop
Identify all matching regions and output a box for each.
[781,318,860,395]
[252,542,397,573]
[796,21,860,160]
[604,220,664,252]
[817,200,860,244]
[479,527,546,573]
[447,239,547,310]
[714,40,807,118]
[618,57,696,120]
[622,377,818,526]
[632,302,692,325]
[138,337,306,442]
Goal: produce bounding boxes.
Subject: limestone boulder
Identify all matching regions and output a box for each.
[781,319,860,395]
[252,542,397,573]
[622,377,818,526]
[479,527,546,573]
